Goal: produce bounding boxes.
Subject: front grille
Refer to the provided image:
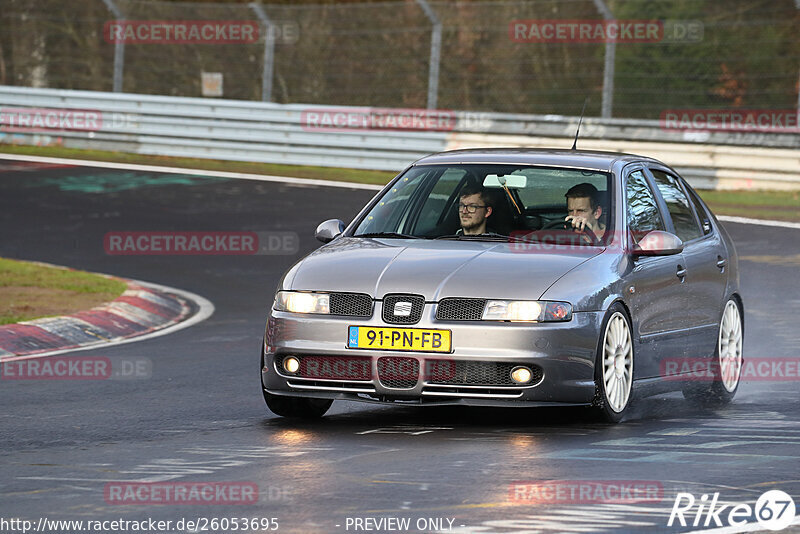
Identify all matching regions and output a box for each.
[329,292,373,317]
[381,294,425,325]
[282,355,372,381]
[377,357,419,389]
[436,298,486,321]
[426,360,543,386]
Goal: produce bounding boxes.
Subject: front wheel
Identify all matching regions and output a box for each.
[263,390,333,418]
[683,298,742,407]
[591,304,634,423]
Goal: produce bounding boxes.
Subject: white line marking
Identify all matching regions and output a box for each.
[0,153,385,190]
[0,279,214,361]
[685,515,800,533]
[718,215,800,230]
[18,476,177,483]
[333,448,402,463]
[4,155,800,228]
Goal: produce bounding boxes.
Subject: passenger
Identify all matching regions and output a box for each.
[565,183,605,240]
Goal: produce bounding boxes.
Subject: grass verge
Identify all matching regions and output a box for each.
[1,144,799,221]
[0,258,127,325]
[697,190,800,222]
[0,144,396,186]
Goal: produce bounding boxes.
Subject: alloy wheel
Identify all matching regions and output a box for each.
[602,312,633,412]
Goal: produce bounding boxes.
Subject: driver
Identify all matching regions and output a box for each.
[457,186,494,235]
[565,183,606,240]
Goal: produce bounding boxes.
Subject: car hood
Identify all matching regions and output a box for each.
[286,237,601,300]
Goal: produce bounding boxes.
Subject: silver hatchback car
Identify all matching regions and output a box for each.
[261,149,743,422]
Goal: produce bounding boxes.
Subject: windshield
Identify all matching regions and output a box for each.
[353,164,613,245]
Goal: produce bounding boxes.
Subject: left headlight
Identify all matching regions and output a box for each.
[482,300,572,322]
[274,291,330,314]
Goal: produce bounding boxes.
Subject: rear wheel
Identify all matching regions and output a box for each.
[591,304,634,423]
[683,298,742,406]
[263,390,333,418]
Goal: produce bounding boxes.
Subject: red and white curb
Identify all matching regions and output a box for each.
[0,278,214,361]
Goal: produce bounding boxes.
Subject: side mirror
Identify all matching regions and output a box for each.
[632,230,683,256]
[315,219,345,243]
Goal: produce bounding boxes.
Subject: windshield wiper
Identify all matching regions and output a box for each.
[435,232,519,242]
[355,232,423,239]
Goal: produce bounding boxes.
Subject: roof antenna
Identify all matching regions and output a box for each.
[571,97,589,150]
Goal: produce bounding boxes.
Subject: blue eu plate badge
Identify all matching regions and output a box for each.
[348,326,359,347]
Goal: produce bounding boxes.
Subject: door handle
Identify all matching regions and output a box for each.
[716,256,727,270]
[676,265,687,280]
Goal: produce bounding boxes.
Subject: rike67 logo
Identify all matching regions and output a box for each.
[668,490,796,531]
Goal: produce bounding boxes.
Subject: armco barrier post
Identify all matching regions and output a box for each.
[415,0,442,110]
[101,0,125,92]
[796,0,800,115]
[250,2,275,102]
[592,0,615,118]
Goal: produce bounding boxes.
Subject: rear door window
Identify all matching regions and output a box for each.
[685,185,713,236]
[649,169,703,242]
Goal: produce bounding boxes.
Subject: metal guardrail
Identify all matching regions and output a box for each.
[0,86,799,189]
[0,86,450,171]
[448,134,800,190]
[482,114,800,149]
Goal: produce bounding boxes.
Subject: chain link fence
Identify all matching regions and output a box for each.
[1,0,799,119]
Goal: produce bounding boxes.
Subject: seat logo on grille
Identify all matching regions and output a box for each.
[393,301,413,316]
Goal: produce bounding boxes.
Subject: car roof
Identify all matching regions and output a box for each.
[412,148,661,172]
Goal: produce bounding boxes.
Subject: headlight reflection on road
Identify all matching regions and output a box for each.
[272,428,315,446]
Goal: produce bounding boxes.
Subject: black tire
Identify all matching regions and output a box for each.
[682,298,742,407]
[590,303,634,423]
[263,390,333,419]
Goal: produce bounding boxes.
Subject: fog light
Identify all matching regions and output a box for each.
[511,366,532,384]
[283,357,300,373]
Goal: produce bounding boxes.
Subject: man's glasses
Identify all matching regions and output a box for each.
[458,203,487,214]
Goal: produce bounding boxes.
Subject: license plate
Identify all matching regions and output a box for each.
[347,326,451,353]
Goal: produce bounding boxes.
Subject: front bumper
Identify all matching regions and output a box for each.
[261,305,604,407]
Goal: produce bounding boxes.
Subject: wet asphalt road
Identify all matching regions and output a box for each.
[1,160,799,534]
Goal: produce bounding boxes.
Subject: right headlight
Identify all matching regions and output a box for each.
[482,300,572,322]
[273,291,330,314]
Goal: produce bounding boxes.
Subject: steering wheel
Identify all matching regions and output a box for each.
[539,219,601,246]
